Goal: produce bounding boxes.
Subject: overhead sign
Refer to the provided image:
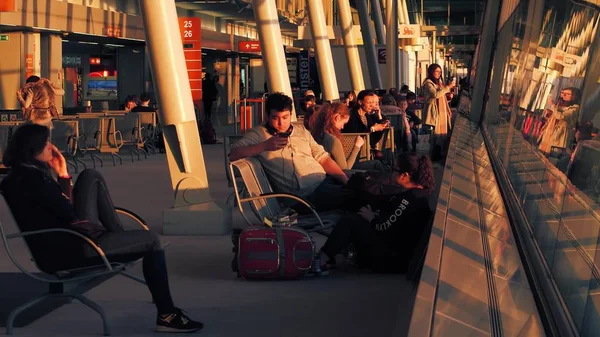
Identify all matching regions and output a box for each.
[0,0,15,12]
[378,47,386,64]
[299,51,310,92]
[398,24,421,39]
[239,41,261,53]
[287,57,298,86]
[178,17,202,102]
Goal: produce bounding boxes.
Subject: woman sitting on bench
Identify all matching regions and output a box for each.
[0,124,203,333]
[315,152,435,274]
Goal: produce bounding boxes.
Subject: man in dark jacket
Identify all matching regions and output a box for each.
[342,90,389,151]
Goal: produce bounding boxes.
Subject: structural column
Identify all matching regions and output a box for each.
[356,0,383,89]
[252,0,296,119]
[386,0,400,89]
[371,0,386,44]
[138,0,226,235]
[470,0,502,124]
[337,0,365,92]
[307,0,339,102]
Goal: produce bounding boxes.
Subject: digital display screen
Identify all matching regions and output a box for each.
[87,78,117,100]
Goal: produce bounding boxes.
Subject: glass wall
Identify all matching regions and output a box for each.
[483,0,600,335]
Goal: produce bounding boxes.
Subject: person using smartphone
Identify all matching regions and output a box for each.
[229,93,352,213]
[0,124,204,333]
[342,90,389,157]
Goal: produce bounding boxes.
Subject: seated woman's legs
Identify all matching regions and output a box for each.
[73,169,122,232]
[83,230,175,314]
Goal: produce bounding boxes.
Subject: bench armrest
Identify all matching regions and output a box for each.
[5,228,112,271]
[115,207,149,231]
[239,192,332,231]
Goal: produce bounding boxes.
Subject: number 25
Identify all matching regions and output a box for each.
[184,21,192,28]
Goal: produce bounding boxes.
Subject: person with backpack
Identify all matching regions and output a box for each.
[314,153,435,273]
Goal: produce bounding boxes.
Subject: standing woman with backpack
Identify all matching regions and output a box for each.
[422,64,455,162]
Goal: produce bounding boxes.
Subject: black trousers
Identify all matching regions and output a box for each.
[203,99,214,121]
[321,213,406,273]
[73,169,176,314]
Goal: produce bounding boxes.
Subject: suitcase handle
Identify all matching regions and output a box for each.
[245,237,276,245]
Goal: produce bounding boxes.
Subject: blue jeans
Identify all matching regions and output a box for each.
[303,176,353,212]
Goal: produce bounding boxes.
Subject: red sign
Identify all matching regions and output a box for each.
[0,0,15,12]
[179,17,201,42]
[178,17,202,102]
[238,41,261,53]
[104,26,122,37]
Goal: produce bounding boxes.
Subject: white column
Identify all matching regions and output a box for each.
[138,0,227,235]
[356,0,383,89]
[307,0,340,102]
[371,0,386,44]
[252,0,296,119]
[386,0,399,89]
[338,0,365,92]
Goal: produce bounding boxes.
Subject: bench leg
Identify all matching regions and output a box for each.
[6,293,53,335]
[119,271,146,285]
[71,293,111,336]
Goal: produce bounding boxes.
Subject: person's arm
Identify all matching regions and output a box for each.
[229,142,267,161]
[21,170,78,225]
[424,81,450,99]
[229,129,287,161]
[339,137,361,170]
[327,136,351,170]
[319,156,349,184]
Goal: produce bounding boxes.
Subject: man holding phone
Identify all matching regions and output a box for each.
[229,92,351,212]
[343,90,390,156]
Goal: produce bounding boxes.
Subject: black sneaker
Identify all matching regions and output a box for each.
[156,308,204,333]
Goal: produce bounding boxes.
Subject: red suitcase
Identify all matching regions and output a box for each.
[238,226,314,280]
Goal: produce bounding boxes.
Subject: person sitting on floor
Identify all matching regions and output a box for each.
[229,92,351,212]
[0,124,203,334]
[314,152,435,274]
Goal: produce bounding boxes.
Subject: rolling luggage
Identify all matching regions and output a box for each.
[236,226,315,280]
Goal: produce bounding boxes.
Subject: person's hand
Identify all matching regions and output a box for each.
[358,205,378,222]
[354,135,364,148]
[263,136,289,151]
[16,90,23,100]
[48,145,69,177]
[447,80,456,89]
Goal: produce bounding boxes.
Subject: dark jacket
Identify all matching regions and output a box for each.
[370,188,432,257]
[343,108,386,148]
[0,165,105,273]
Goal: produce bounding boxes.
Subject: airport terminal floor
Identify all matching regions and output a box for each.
[2,0,600,336]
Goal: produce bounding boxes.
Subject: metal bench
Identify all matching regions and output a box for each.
[0,195,151,336]
[229,157,341,234]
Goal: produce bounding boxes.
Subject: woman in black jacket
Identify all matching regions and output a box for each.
[0,124,203,333]
[316,152,435,273]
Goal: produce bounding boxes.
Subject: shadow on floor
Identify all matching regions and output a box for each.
[0,273,69,327]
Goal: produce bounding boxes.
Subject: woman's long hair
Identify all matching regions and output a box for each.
[345,90,357,108]
[559,87,582,106]
[2,124,50,169]
[396,152,435,195]
[310,102,350,144]
[425,63,443,86]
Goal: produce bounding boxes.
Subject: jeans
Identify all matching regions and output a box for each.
[321,213,406,273]
[303,176,353,213]
[73,169,176,314]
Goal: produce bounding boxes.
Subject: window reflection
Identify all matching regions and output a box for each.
[484,0,600,334]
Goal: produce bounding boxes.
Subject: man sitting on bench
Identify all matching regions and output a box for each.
[0,124,203,334]
[229,92,351,212]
